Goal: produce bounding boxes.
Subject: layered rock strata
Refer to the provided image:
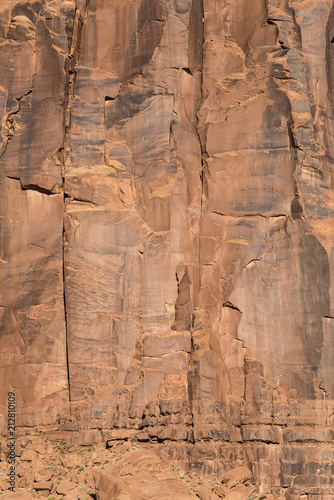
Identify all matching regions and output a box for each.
[1,0,334,496]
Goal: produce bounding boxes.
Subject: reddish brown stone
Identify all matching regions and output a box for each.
[1,0,334,497]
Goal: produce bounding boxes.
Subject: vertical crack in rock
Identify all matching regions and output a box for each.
[62,206,71,417]
[287,117,305,220]
[326,4,334,103]
[189,0,204,445]
[61,0,91,417]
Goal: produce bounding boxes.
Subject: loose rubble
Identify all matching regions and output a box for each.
[0,434,281,500]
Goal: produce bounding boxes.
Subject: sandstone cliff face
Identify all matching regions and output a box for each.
[1,0,334,496]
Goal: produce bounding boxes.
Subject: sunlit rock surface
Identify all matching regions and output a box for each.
[1,0,334,496]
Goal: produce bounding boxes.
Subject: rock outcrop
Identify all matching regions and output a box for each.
[1,0,334,497]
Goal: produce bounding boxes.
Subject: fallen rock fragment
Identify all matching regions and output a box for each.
[212,484,230,497]
[196,484,221,500]
[0,493,33,500]
[94,470,144,500]
[56,480,77,495]
[222,466,252,488]
[34,468,53,482]
[33,480,53,491]
[63,486,81,500]
[20,451,36,462]
[136,432,150,442]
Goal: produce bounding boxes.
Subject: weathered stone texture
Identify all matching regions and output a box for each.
[1,0,334,496]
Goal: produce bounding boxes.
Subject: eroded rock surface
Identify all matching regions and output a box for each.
[1,0,334,497]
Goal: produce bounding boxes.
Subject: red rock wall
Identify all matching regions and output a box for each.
[1,0,334,496]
